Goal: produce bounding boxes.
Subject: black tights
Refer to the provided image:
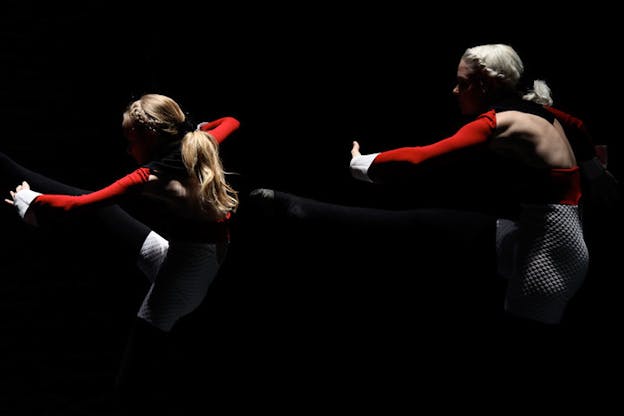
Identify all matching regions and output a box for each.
[245,189,503,331]
[0,151,151,258]
[266,188,498,251]
[1,151,169,405]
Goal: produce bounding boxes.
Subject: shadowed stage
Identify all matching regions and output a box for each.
[1,2,622,414]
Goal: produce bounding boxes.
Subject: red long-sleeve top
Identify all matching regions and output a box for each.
[30,116,240,212]
[365,110,581,205]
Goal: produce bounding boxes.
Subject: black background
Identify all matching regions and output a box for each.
[1,1,622,413]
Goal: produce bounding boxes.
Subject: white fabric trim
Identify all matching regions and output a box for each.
[349,153,380,183]
[137,241,223,332]
[137,231,170,282]
[13,189,42,226]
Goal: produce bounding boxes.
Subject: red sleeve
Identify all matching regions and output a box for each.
[372,110,496,166]
[32,167,151,212]
[544,106,595,162]
[544,106,586,132]
[198,117,240,143]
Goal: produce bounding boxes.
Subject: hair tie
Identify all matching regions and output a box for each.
[177,117,195,136]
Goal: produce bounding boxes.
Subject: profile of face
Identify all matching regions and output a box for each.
[452,58,487,116]
[124,124,156,165]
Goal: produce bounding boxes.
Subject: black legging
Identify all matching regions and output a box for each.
[259,189,498,250]
[244,189,502,326]
[1,151,151,259]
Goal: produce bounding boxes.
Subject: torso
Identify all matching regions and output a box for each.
[492,110,577,169]
[141,174,225,222]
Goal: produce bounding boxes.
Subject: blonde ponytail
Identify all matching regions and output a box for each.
[181,131,239,218]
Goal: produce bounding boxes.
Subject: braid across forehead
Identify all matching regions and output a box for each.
[129,101,158,131]
[463,44,524,89]
[123,94,187,137]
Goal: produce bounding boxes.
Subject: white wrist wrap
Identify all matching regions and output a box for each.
[13,189,42,226]
[349,153,380,183]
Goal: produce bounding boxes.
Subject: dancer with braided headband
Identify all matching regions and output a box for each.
[250,44,612,327]
[2,93,240,408]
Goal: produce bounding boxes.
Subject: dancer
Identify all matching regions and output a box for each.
[251,44,593,326]
[3,93,240,407]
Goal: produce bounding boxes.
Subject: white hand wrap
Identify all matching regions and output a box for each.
[349,153,380,183]
[13,189,42,226]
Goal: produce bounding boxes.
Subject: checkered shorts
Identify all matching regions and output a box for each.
[497,204,589,324]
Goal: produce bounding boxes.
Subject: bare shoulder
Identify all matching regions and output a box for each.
[495,110,546,127]
[492,110,576,167]
[494,110,553,138]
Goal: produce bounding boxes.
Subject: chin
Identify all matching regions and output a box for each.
[460,106,480,116]
[458,103,471,116]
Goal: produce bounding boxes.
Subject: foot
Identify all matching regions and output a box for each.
[249,188,275,200]
[248,188,277,218]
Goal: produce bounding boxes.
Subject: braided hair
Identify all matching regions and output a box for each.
[122,94,238,217]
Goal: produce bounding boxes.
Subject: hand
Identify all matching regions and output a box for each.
[5,181,30,205]
[351,140,361,159]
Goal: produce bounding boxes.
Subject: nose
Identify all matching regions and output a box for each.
[452,85,459,95]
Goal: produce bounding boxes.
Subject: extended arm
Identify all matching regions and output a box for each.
[545,106,622,209]
[350,111,496,182]
[8,167,151,225]
[197,117,241,143]
[544,106,595,163]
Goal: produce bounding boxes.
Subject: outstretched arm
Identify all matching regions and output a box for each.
[545,106,622,209]
[5,167,152,225]
[544,106,595,163]
[350,111,496,183]
[198,116,241,143]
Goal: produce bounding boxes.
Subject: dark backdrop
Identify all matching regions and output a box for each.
[1,1,621,413]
